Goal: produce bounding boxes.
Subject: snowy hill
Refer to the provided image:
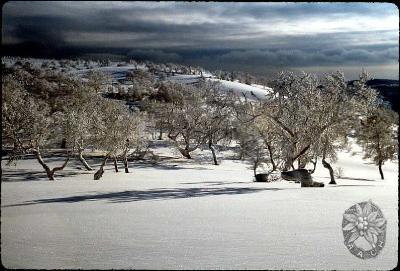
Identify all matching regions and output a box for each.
[161,74,273,100]
[71,66,273,100]
[2,57,273,100]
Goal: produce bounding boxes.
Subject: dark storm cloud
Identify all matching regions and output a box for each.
[214,46,398,67]
[2,2,398,78]
[10,17,67,46]
[127,49,182,63]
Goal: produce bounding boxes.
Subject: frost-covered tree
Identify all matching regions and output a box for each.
[233,71,379,185]
[2,75,70,180]
[239,129,268,177]
[159,83,207,159]
[61,80,102,171]
[86,70,112,94]
[125,70,156,101]
[308,128,349,184]
[356,107,398,180]
[266,71,378,171]
[196,81,235,165]
[146,82,187,140]
[233,96,282,175]
[154,80,236,163]
[92,99,147,180]
[313,72,379,183]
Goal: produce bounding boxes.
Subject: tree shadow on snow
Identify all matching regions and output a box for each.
[318,176,378,182]
[180,181,251,186]
[338,176,378,182]
[3,187,281,207]
[1,169,85,182]
[326,184,378,187]
[132,160,210,171]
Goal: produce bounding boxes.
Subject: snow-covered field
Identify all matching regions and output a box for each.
[1,141,398,269]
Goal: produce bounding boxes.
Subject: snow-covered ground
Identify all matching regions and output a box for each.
[1,141,398,269]
[209,78,272,100]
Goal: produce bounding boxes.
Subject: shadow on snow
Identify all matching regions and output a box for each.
[3,186,280,207]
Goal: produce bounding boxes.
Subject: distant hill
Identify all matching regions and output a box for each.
[367,79,399,113]
[349,79,399,113]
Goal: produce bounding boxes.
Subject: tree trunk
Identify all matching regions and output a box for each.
[322,146,336,184]
[61,138,67,148]
[309,158,317,174]
[266,143,276,171]
[298,159,303,169]
[158,126,163,140]
[238,146,244,160]
[123,154,129,173]
[253,161,258,177]
[178,148,192,159]
[94,154,109,180]
[123,139,130,173]
[322,159,336,184]
[168,134,192,159]
[378,160,384,180]
[284,159,295,171]
[78,149,93,171]
[298,155,308,169]
[113,157,119,172]
[209,140,218,165]
[34,148,70,181]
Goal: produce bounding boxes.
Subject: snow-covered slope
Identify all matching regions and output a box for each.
[165,75,272,100]
[2,58,273,100]
[209,78,272,100]
[1,141,398,269]
[70,66,274,101]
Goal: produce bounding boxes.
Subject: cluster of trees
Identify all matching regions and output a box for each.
[147,62,204,76]
[2,61,398,183]
[146,71,398,183]
[234,72,398,182]
[213,70,258,85]
[146,80,235,165]
[2,68,147,181]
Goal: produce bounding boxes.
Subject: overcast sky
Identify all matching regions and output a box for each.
[2,1,399,79]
